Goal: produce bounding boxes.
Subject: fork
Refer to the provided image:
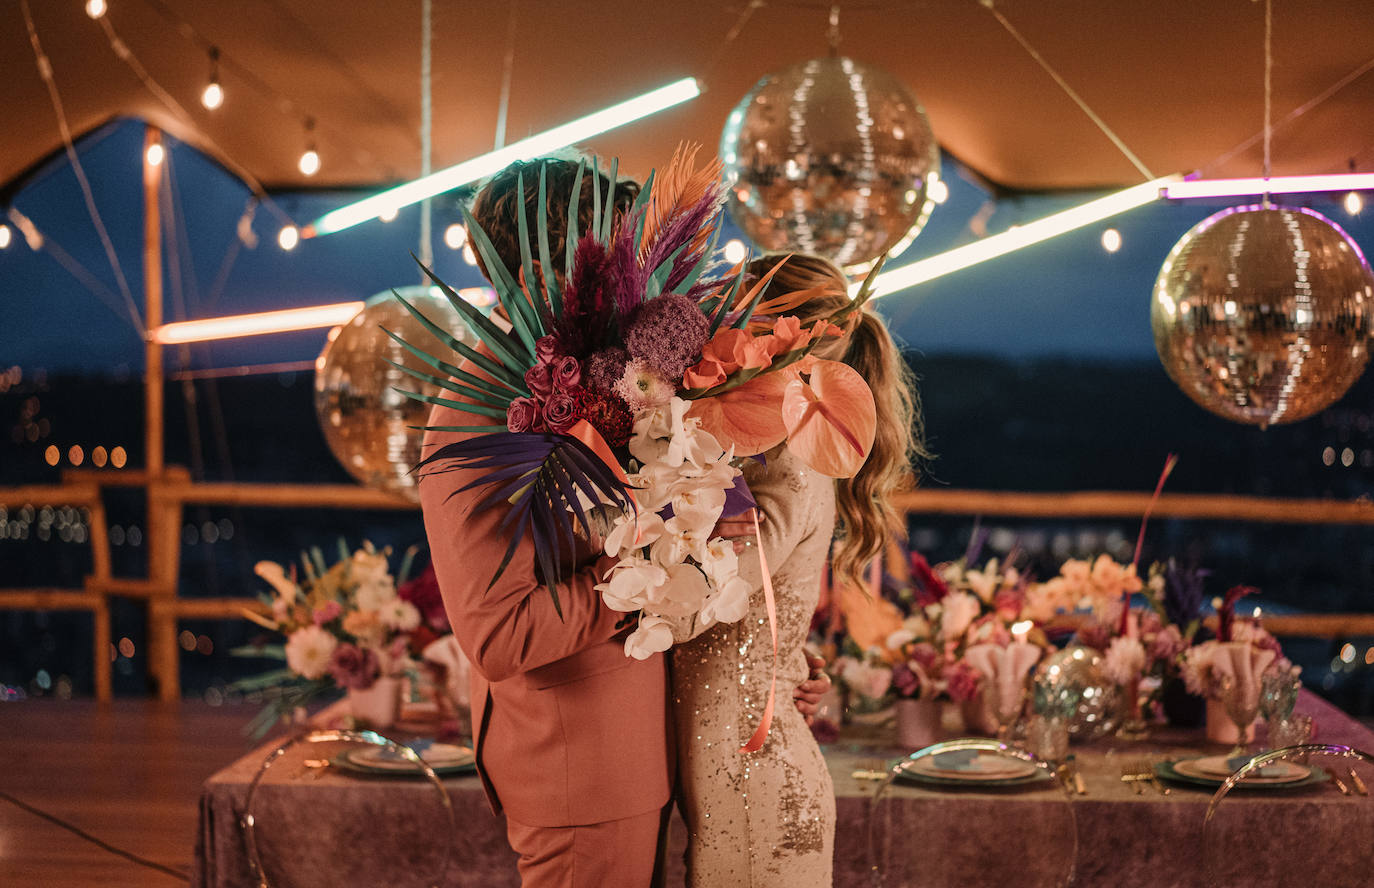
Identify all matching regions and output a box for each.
[1121,764,1145,795]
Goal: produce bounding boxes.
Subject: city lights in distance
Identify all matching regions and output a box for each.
[723,238,748,265]
[145,143,165,167]
[278,225,299,251]
[444,223,468,250]
[1101,228,1122,253]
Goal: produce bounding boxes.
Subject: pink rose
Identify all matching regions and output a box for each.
[551,355,581,390]
[506,397,543,433]
[535,335,559,364]
[524,363,554,399]
[313,600,344,625]
[543,388,585,434]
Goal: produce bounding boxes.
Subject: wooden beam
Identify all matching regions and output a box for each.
[151,482,416,510]
[894,489,1374,525]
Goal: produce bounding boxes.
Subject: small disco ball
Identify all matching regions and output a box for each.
[314,285,492,500]
[720,55,940,271]
[1152,204,1373,428]
[1032,645,1121,741]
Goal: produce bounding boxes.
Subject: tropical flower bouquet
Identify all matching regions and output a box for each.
[392,145,882,661]
[235,542,428,736]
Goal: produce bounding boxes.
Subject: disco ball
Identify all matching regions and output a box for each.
[314,285,492,500]
[720,55,940,271]
[1031,645,1120,741]
[1152,204,1373,427]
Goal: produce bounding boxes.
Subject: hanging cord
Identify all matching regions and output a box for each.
[91,11,295,227]
[0,788,190,882]
[827,4,842,56]
[1262,0,1273,181]
[494,1,519,151]
[419,0,434,271]
[10,212,137,328]
[978,0,1155,181]
[700,1,768,83]
[19,0,145,338]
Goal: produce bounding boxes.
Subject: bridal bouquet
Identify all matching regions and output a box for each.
[393,146,880,659]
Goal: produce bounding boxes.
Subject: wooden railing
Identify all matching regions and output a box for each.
[10,473,1372,701]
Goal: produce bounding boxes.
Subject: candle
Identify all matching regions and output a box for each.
[1011,620,1033,645]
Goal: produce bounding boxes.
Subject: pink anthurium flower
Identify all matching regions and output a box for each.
[687,372,789,457]
[781,359,877,478]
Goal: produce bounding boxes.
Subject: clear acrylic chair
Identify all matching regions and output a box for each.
[1203,744,1374,888]
[240,729,459,888]
[866,737,1078,888]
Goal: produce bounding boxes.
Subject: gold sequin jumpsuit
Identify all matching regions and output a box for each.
[669,446,836,886]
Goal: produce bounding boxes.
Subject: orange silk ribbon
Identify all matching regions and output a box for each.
[567,419,637,509]
[741,508,778,754]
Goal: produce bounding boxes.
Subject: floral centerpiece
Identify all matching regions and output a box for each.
[392,146,882,662]
[236,542,429,735]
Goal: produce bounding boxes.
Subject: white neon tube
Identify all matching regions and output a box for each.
[153,302,364,344]
[860,175,1181,299]
[306,78,702,238]
[1162,172,1374,200]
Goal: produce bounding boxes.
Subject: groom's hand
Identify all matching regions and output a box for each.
[711,508,766,554]
[793,654,832,724]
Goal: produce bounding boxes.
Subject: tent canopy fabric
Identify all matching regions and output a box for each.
[5,0,1374,198]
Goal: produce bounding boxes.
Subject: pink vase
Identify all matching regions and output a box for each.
[895,697,942,749]
[1205,697,1255,745]
[348,676,402,729]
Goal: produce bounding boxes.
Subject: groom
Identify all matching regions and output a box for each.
[419,156,827,887]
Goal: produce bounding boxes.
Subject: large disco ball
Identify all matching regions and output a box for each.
[314,285,491,500]
[720,55,940,271]
[1031,645,1120,741]
[1152,204,1373,428]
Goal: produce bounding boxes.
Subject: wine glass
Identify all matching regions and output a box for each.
[1216,672,1258,758]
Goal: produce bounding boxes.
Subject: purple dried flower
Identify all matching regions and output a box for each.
[327,643,379,690]
[585,348,630,395]
[624,293,710,379]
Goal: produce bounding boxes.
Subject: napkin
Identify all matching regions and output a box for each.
[1210,641,1276,717]
[965,642,1043,720]
[422,635,471,707]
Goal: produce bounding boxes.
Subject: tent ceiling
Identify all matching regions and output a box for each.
[5,0,1374,198]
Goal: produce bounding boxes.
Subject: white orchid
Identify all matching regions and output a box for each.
[603,511,667,558]
[597,557,668,612]
[624,615,675,660]
[643,563,711,617]
[699,575,750,627]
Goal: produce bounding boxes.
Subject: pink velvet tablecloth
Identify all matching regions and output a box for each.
[193,690,1374,887]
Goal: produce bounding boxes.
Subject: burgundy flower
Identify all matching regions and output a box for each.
[809,718,841,745]
[909,552,950,606]
[909,642,939,672]
[624,293,710,380]
[506,397,543,434]
[524,363,554,400]
[544,387,587,434]
[327,643,379,691]
[892,662,921,698]
[551,355,582,390]
[534,335,560,364]
[1075,619,1114,652]
[397,563,448,634]
[585,347,629,395]
[585,392,633,448]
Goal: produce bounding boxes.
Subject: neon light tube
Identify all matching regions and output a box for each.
[860,176,1181,299]
[153,302,364,344]
[305,77,702,238]
[1162,172,1374,200]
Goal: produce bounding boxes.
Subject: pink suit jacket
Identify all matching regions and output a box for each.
[419,387,670,828]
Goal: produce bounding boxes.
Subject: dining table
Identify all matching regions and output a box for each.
[192,689,1374,887]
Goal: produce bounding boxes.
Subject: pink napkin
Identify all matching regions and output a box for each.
[1211,641,1275,712]
[422,635,471,706]
[965,642,1043,719]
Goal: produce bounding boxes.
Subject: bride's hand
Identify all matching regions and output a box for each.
[711,508,766,554]
[793,654,831,725]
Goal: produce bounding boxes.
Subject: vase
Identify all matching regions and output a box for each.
[1205,697,1255,746]
[1116,675,1149,741]
[895,697,942,750]
[348,676,402,729]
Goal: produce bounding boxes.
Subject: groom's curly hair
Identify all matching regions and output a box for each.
[470,157,641,289]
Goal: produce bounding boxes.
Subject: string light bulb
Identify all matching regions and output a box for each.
[85,0,107,19]
[443,223,467,250]
[298,118,320,177]
[462,244,478,266]
[378,206,398,222]
[200,47,223,110]
[0,224,10,250]
[1101,228,1122,252]
[723,238,747,264]
[278,225,299,251]
[145,142,165,167]
[1345,191,1363,216]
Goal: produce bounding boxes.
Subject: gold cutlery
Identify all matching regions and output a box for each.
[1324,767,1351,795]
[1347,767,1368,796]
[1065,754,1087,795]
[1120,765,1144,795]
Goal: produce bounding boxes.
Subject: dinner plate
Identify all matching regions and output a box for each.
[331,743,477,778]
[1186,754,1309,780]
[909,753,1039,781]
[1155,760,1326,790]
[893,758,1050,788]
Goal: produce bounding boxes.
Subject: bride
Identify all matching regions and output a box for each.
[669,253,925,885]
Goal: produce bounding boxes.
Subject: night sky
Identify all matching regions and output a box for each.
[7,117,1372,378]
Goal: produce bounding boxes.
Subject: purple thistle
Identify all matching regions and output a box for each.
[611,208,649,316]
[555,235,620,358]
[624,293,711,380]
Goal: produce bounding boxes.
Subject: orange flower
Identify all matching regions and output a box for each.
[682,359,728,390]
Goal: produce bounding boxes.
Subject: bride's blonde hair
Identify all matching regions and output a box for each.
[745,253,929,588]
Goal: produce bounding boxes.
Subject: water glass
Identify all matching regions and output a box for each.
[1267,714,1313,751]
[1027,714,1070,763]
